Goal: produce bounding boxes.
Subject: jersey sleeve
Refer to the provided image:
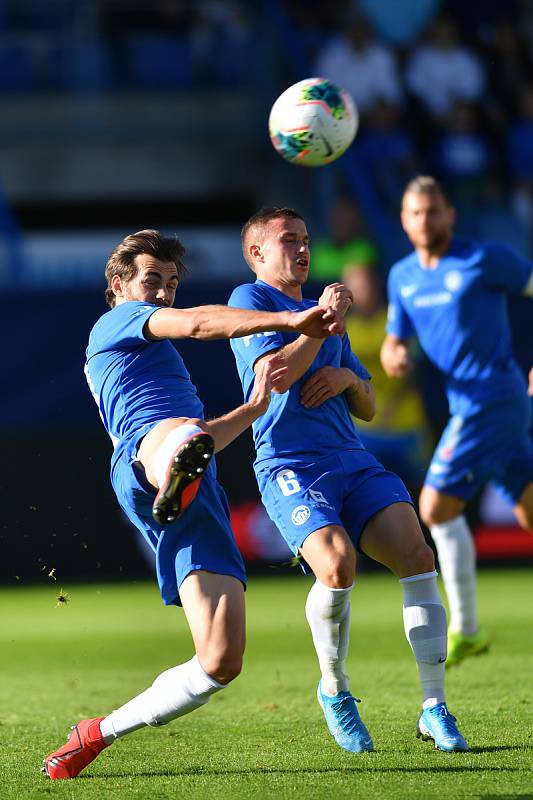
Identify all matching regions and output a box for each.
[482,243,533,293]
[88,302,160,356]
[386,268,415,339]
[340,333,371,381]
[228,283,285,369]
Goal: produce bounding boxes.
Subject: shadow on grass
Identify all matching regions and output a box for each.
[100,761,528,780]
[467,745,527,754]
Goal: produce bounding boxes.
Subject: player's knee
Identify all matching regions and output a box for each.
[419,501,450,527]
[320,547,355,588]
[199,648,243,685]
[399,540,435,577]
[186,417,208,432]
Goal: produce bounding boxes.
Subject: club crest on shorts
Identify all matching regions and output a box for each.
[291,505,311,525]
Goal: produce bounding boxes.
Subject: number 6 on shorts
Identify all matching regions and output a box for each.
[276,469,301,496]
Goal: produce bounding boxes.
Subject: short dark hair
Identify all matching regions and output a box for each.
[402,175,450,205]
[241,207,304,270]
[104,229,188,307]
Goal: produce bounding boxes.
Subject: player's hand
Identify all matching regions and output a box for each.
[291,305,345,338]
[300,366,351,408]
[381,339,412,377]
[528,366,533,396]
[318,283,353,316]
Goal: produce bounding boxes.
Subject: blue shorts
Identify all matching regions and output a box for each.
[425,396,533,504]
[111,432,246,607]
[258,449,412,573]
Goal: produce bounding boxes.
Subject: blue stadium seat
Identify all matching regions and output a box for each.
[0,41,35,93]
[125,33,193,90]
[50,39,115,92]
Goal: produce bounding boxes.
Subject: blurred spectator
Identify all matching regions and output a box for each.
[189,1,258,88]
[482,16,533,133]
[354,99,418,212]
[314,10,402,117]
[507,84,533,249]
[342,263,431,494]
[357,0,442,47]
[284,0,346,64]
[429,100,493,217]
[405,15,485,122]
[446,0,518,39]
[312,196,378,282]
[98,0,191,37]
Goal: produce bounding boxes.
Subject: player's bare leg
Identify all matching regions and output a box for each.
[360,502,468,751]
[300,525,373,753]
[179,571,246,683]
[514,481,533,529]
[42,571,244,779]
[420,487,489,666]
[137,418,214,524]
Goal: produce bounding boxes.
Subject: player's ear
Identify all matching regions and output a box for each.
[249,244,263,262]
[448,205,457,228]
[111,274,125,298]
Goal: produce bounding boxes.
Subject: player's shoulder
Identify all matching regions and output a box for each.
[388,250,419,281]
[88,301,158,351]
[229,280,279,310]
[91,301,154,331]
[452,237,512,264]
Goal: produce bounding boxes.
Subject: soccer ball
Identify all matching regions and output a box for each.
[268,77,358,167]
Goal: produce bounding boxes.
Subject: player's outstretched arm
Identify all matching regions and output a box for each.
[380,333,413,378]
[203,358,282,453]
[145,305,344,341]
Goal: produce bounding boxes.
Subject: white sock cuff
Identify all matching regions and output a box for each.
[401,571,442,607]
[153,423,205,488]
[189,655,225,693]
[313,579,354,593]
[430,515,469,540]
[399,570,438,585]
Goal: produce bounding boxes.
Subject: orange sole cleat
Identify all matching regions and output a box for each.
[42,717,109,780]
[152,432,214,525]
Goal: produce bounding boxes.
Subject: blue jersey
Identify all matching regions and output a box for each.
[85,301,204,469]
[228,280,370,480]
[386,239,532,414]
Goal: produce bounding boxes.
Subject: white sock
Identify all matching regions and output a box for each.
[305,579,352,696]
[401,570,447,710]
[152,423,205,489]
[430,515,479,635]
[99,656,224,742]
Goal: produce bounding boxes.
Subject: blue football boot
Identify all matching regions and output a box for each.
[317,681,374,753]
[417,702,468,752]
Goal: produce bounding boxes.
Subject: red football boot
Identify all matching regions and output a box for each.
[42,717,109,779]
[152,431,214,525]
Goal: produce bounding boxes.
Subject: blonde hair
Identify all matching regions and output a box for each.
[402,175,449,204]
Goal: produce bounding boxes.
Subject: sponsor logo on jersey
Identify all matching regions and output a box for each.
[400,284,418,298]
[291,505,311,525]
[242,331,276,347]
[444,270,462,291]
[413,291,452,308]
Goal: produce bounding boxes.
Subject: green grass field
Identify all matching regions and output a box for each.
[1,569,532,799]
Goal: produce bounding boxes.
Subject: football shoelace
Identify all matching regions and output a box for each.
[427,704,460,737]
[329,693,367,736]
